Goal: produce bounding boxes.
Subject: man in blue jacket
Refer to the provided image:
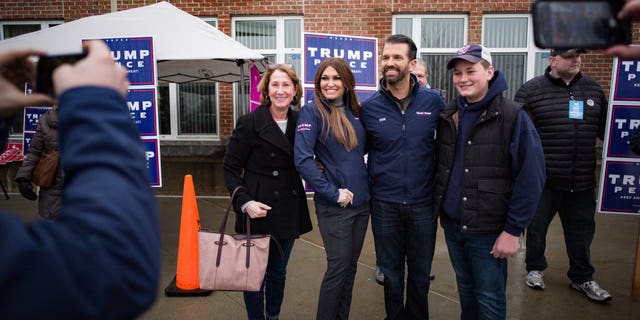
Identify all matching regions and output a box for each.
[434,44,545,319]
[0,40,160,319]
[360,34,445,320]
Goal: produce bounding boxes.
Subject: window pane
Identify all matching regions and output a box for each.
[491,53,526,100]
[484,17,527,48]
[2,24,40,39]
[158,85,171,135]
[535,52,549,77]
[178,83,217,134]
[263,54,277,63]
[285,53,302,76]
[421,18,465,48]
[395,18,413,38]
[422,54,455,103]
[284,19,301,48]
[236,20,276,50]
[205,20,217,28]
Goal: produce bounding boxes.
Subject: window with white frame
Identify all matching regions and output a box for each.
[1,20,62,135]
[232,16,303,120]
[0,20,62,40]
[158,17,219,139]
[483,14,549,99]
[393,14,468,103]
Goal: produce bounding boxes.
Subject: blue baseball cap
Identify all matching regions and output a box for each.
[447,44,493,69]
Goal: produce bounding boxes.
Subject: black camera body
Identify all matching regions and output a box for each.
[532,0,632,49]
[35,52,87,97]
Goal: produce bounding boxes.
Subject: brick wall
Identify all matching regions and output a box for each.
[1,0,634,138]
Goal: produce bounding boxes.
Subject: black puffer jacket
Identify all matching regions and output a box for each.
[514,67,606,192]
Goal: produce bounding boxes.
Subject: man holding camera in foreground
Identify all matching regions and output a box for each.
[0,40,160,318]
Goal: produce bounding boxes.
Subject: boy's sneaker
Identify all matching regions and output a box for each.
[571,280,612,302]
[375,267,385,286]
[524,270,545,290]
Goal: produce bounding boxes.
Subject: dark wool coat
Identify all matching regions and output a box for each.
[223,105,312,239]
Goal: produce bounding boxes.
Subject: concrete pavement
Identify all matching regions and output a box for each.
[3,194,639,319]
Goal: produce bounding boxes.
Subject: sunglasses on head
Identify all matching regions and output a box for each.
[268,63,294,70]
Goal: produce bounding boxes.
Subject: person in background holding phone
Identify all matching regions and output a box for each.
[15,106,62,219]
[514,48,611,302]
[294,57,370,320]
[0,40,160,318]
[435,44,545,319]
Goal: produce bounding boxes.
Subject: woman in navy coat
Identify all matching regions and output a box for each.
[294,58,370,320]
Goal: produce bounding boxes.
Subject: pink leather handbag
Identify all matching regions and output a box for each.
[198,187,271,292]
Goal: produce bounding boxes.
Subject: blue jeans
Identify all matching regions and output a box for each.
[370,200,436,320]
[525,185,596,283]
[315,203,370,320]
[244,238,295,320]
[442,217,507,320]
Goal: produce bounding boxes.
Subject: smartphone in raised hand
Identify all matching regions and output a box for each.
[35,52,87,97]
[532,0,631,49]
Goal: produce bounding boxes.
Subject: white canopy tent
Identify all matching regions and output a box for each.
[0,1,266,111]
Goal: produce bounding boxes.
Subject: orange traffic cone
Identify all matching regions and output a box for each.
[164,174,212,296]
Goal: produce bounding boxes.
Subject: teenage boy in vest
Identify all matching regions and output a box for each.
[515,48,612,302]
[434,44,545,319]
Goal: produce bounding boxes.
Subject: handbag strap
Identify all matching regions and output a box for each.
[244,211,251,268]
[215,186,242,267]
[218,186,242,233]
[215,186,282,269]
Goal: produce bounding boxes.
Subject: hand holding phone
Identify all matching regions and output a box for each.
[606,0,640,59]
[52,40,129,97]
[532,0,631,49]
[0,48,55,116]
[35,52,87,97]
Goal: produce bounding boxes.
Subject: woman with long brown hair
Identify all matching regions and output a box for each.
[294,57,370,320]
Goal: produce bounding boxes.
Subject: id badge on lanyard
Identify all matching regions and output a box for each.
[568,100,584,120]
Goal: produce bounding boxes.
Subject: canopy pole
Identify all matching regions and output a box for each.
[237,59,247,118]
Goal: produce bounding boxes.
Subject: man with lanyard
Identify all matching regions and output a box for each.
[515,48,611,302]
